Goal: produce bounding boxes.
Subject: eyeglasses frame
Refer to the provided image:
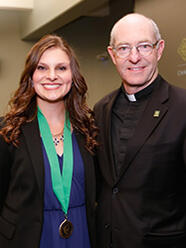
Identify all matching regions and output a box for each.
[111,40,160,58]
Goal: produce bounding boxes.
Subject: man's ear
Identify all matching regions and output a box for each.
[157,39,165,61]
[107,46,117,64]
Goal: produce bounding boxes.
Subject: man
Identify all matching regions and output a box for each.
[94,13,186,248]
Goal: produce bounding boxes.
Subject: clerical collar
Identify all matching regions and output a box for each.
[121,75,160,102]
[126,93,136,102]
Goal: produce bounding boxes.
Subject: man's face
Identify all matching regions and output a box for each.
[108,16,164,93]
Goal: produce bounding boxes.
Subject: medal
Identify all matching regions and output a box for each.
[59,218,73,239]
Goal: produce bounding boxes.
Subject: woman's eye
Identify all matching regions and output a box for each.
[58,66,66,71]
[37,65,46,70]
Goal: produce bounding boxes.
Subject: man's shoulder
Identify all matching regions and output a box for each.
[158,75,186,97]
[94,88,120,110]
[169,82,186,95]
[164,79,186,100]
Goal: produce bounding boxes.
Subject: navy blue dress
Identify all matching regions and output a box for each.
[40,133,91,248]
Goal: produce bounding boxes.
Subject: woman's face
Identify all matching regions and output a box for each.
[32,47,72,104]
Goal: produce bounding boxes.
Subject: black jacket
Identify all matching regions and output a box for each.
[0,117,96,248]
[94,75,186,248]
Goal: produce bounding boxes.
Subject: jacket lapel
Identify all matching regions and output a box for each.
[116,78,169,182]
[103,89,120,184]
[74,131,90,184]
[21,118,44,196]
[74,131,95,204]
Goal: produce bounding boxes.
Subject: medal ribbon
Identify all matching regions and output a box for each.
[37,107,73,215]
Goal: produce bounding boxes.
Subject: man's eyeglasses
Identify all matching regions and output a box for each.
[112,40,160,58]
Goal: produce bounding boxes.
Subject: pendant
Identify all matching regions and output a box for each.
[59,218,73,238]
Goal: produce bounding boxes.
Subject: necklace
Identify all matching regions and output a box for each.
[52,131,64,146]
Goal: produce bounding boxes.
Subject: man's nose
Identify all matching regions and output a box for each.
[128,47,141,63]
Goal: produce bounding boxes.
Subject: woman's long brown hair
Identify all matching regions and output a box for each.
[0,34,98,153]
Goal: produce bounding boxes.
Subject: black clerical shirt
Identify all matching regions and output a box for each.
[111,76,159,177]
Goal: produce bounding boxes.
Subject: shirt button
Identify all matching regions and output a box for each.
[113,187,119,194]
[104,224,110,229]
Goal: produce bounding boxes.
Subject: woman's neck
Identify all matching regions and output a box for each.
[37,99,66,132]
[37,99,65,120]
[37,100,66,157]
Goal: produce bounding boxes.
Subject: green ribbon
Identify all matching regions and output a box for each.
[37,107,73,215]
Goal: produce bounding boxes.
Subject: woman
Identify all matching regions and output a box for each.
[0,34,98,248]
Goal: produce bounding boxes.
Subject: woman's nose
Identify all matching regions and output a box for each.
[47,69,58,80]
